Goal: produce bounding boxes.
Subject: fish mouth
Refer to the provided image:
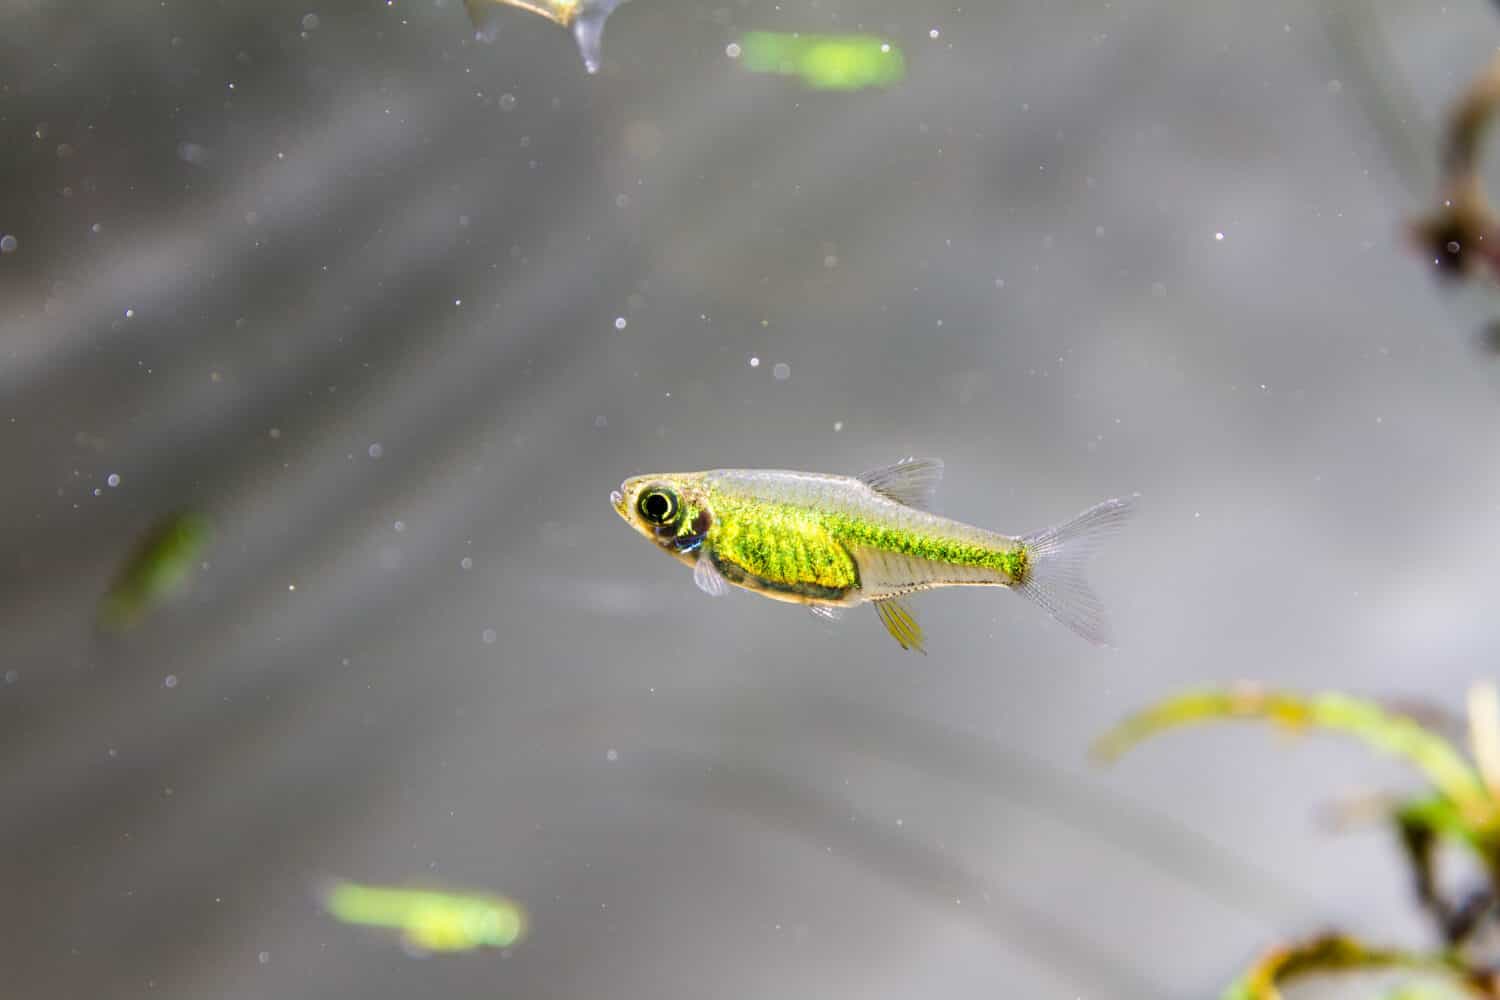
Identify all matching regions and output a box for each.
[609,487,625,513]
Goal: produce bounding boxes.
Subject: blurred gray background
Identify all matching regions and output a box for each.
[4,1,1500,997]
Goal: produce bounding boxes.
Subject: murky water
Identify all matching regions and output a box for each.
[4,2,1500,997]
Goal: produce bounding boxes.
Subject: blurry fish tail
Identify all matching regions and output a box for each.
[1013,495,1136,646]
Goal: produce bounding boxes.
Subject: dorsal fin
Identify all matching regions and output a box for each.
[857,457,943,511]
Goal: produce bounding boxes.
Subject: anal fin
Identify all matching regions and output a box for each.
[873,597,925,654]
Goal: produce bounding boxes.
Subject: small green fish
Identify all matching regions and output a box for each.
[99,511,214,630]
[464,0,629,74]
[610,459,1134,651]
[320,880,527,954]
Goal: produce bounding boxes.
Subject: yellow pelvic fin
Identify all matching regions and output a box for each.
[874,597,924,654]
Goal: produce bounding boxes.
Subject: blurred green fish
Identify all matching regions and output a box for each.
[320,880,527,954]
[464,0,629,74]
[98,511,213,630]
[737,31,906,91]
[611,458,1133,651]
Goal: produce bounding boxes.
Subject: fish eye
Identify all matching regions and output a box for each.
[637,487,679,525]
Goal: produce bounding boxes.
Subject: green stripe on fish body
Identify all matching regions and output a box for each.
[708,492,860,599]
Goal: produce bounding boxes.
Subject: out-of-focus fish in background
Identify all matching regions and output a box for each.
[464,0,631,74]
[611,458,1133,652]
[97,512,214,631]
[319,880,527,956]
[734,32,907,92]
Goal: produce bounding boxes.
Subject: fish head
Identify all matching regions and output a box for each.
[611,473,714,560]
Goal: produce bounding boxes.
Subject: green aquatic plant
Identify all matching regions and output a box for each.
[98,511,214,630]
[1096,683,1500,998]
[1218,934,1479,1000]
[320,879,527,954]
[736,32,907,92]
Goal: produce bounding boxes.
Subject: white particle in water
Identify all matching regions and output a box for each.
[258,951,271,965]
[367,443,384,459]
[301,13,319,30]
[2,669,17,685]
[499,93,517,111]
[725,42,741,58]
[393,520,405,532]
[880,43,891,53]
[748,356,760,368]
[91,223,102,234]
[929,27,940,39]
[163,674,179,689]
[833,420,844,431]
[482,628,497,645]
[772,362,790,380]
[124,308,135,318]
[1214,231,1224,241]
[460,556,473,570]
[606,749,619,761]
[106,473,121,487]
[594,415,607,428]
[614,316,627,330]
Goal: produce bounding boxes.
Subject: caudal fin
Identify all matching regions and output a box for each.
[1015,496,1136,646]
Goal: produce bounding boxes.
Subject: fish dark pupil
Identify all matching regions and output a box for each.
[642,492,672,522]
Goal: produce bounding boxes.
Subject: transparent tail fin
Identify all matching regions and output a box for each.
[1015,495,1136,646]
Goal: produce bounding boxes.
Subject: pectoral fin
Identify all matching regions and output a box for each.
[873,597,925,654]
[808,604,843,621]
[693,552,730,597]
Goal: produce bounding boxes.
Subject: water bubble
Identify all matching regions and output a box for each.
[2,669,17,685]
[929,28,941,39]
[91,223,102,234]
[1214,231,1225,241]
[301,13,319,30]
[606,749,619,762]
[258,951,271,965]
[833,421,844,432]
[106,473,121,487]
[367,443,384,459]
[748,356,760,368]
[482,628,497,645]
[593,415,608,428]
[163,674,179,689]
[725,42,741,59]
[0,235,17,254]
[772,362,790,381]
[393,520,406,533]
[498,93,517,111]
[613,316,627,330]
[460,556,473,570]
